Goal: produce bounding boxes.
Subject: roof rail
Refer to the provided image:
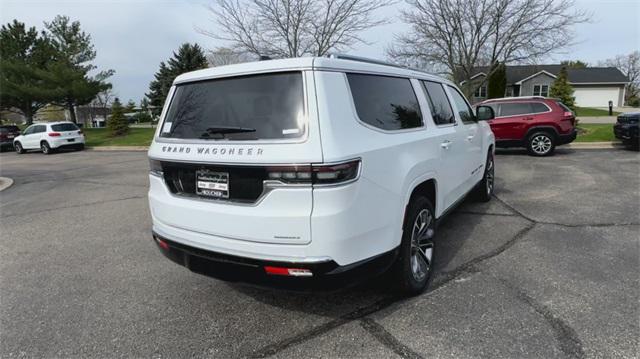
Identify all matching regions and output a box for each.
[327,53,432,75]
[486,96,548,101]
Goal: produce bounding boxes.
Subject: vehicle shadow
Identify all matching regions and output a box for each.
[495,147,574,156]
[226,196,488,319]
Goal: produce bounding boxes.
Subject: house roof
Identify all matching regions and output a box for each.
[472,65,628,84]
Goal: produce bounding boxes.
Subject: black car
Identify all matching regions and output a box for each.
[614,112,639,150]
[0,125,21,152]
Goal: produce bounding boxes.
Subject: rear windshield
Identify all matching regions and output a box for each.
[0,126,20,133]
[160,72,305,140]
[51,123,79,131]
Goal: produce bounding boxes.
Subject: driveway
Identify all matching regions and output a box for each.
[0,148,638,358]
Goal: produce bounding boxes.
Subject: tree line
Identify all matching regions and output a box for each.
[0,16,113,125]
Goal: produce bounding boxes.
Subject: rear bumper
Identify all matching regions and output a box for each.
[50,137,85,148]
[0,140,14,148]
[614,123,639,142]
[152,232,397,290]
[557,129,577,145]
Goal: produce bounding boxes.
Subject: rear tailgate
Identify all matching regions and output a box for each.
[148,70,322,245]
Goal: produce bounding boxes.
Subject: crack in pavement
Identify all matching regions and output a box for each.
[359,318,423,359]
[0,195,146,219]
[492,275,585,359]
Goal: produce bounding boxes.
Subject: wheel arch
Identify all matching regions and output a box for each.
[404,177,438,225]
[525,125,560,140]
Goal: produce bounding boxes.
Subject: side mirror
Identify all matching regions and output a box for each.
[476,105,495,121]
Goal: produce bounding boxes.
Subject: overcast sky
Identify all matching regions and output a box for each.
[1,0,638,102]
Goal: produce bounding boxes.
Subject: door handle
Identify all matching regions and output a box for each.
[467,134,475,141]
[441,140,452,149]
[524,117,534,120]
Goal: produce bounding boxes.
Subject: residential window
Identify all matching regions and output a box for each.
[533,84,549,97]
[474,85,487,98]
[347,74,423,131]
[421,81,456,125]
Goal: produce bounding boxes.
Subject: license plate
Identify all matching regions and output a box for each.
[67,139,75,142]
[196,170,229,199]
[7,135,14,139]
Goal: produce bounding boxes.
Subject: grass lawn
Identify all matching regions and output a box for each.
[575,107,620,117]
[84,127,155,147]
[575,124,616,142]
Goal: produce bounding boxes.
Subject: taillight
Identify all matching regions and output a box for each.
[266,159,360,185]
[48,132,61,137]
[149,159,163,177]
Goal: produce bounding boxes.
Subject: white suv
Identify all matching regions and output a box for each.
[14,122,85,154]
[148,55,496,294]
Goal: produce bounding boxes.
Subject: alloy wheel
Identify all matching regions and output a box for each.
[410,209,435,282]
[486,156,494,195]
[531,135,552,155]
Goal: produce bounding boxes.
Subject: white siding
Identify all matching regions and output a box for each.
[573,86,623,107]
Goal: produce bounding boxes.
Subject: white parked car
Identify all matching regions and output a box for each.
[14,122,85,154]
[147,55,496,294]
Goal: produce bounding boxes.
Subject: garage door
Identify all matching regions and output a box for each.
[573,87,622,107]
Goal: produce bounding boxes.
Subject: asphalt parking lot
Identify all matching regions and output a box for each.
[0,148,638,358]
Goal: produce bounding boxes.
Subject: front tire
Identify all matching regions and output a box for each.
[392,195,436,295]
[14,142,25,154]
[473,152,494,202]
[527,131,555,156]
[41,141,52,155]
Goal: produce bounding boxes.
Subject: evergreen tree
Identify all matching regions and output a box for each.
[125,99,136,113]
[549,67,576,110]
[487,63,507,99]
[44,15,113,124]
[146,43,208,115]
[107,98,129,136]
[560,60,588,69]
[0,20,58,125]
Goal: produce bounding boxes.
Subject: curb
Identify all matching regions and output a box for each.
[567,142,624,149]
[87,146,149,152]
[0,177,14,192]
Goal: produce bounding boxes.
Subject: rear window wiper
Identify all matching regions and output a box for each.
[199,126,257,139]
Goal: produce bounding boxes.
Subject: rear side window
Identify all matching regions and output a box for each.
[556,102,573,113]
[33,125,46,133]
[499,103,532,117]
[162,72,304,140]
[531,102,550,113]
[347,74,422,131]
[51,123,79,131]
[422,81,455,125]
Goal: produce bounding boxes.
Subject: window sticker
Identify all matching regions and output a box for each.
[162,122,173,133]
[282,128,300,135]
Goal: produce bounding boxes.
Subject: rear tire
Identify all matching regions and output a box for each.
[391,195,436,295]
[14,142,25,154]
[527,131,555,156]
[473,152,494,202]
[41,141,52,155]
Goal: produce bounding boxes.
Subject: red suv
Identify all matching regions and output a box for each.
[477,97,577,156]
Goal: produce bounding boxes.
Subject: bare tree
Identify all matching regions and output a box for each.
[600,51,639,106]
[90,87,116,124]
[199,0,392,58]
[207,47,254,66]
[387,0,590,95]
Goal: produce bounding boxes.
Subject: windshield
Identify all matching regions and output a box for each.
[51,123,79,131]
[160,72,305,140]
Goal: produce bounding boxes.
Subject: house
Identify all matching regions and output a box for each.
[467,65,629,107]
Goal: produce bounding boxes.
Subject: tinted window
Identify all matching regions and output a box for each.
[531,102,550,113]
[422,81,455,125]
[30,125,46,133]
[51,123,79,131]
[556,102,573,113]
[347,74,422,131]
[0,126,19,133]
[499,103,532,117]
[447,86,475,124]
[162,72,304,140]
